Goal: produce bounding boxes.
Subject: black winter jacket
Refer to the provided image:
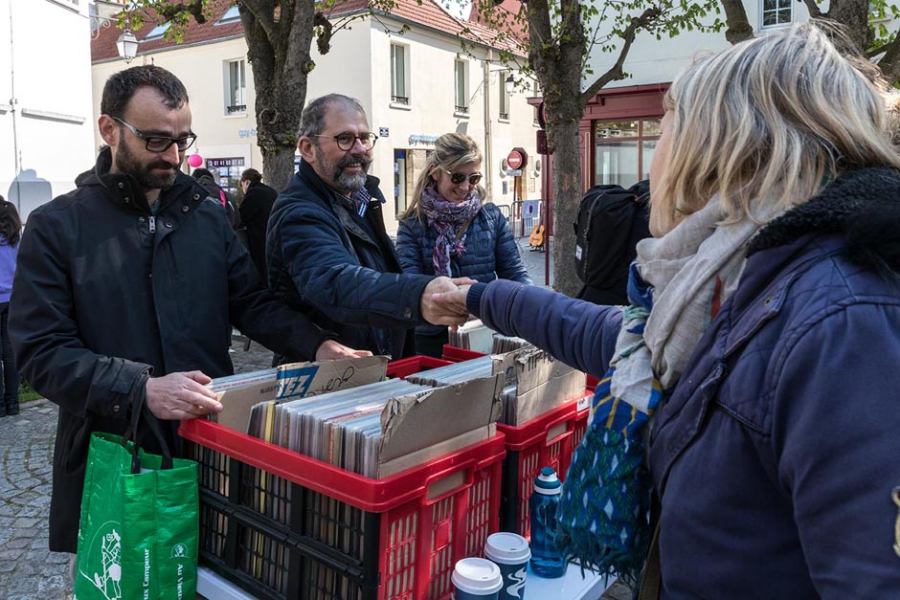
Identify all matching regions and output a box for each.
[267,161,432,358]
[9,148,332,553]
[239,180,277,281]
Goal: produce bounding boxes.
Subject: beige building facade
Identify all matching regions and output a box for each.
[91,2,542,232]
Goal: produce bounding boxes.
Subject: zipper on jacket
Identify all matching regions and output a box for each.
[149,216,156,234]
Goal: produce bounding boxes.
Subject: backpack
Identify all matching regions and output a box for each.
[573,180,651,293]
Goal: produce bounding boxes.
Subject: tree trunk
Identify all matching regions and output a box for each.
[548,117,583,296]
[241,1,316,192]
[719,0,754,44]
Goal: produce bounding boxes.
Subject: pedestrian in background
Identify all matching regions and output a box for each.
[239,168,277,280]
[434,23,900,598]
[0,196,19,417]
[192,167,240,230]
[395,133,530,357]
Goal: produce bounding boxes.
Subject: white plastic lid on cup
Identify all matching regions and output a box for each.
[484,532,531,565]
[452,557,503,595]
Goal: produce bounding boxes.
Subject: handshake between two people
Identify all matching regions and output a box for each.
[420,276,475,327]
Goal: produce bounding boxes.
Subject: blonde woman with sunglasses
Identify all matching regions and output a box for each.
[396,133,531,356]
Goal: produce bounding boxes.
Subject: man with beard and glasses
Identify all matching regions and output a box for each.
[267,94,471,359]
[8,67,369,572]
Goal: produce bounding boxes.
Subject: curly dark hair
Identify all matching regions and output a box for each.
[0,196,22,246]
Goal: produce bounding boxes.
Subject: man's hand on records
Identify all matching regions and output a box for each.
[430,285,471,329]
[421,277,469,327]
[145,371,224,420]
[315,339,373,361]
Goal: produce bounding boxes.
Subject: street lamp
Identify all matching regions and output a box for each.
[505,74,516,96]
[116,28,139,64]
[91,14,139,63]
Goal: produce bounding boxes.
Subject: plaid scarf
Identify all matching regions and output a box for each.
[421,185,482,277]
[556,196,783,584]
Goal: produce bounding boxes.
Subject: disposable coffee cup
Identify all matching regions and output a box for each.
[484,532,531,600]
[452,557,504,600]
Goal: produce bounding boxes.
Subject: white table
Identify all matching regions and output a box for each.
[198,562,612,600]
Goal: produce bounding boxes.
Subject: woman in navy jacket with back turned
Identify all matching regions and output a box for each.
[0,197,20,417]
[433,24,900,599]
[396,133,530,356]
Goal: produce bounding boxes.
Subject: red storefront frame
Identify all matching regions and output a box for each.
[528,83,669,247]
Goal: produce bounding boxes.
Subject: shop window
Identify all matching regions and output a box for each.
[761,0,792,27]
[224,59,247,115]
[207,157,246,194]
[394,149,409,217]
[593,118,660,187]
[391,44,410,106]
[455,60,469,115]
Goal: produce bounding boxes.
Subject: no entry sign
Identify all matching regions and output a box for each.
[507,149,526,170]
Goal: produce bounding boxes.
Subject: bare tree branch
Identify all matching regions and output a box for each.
[239,0,277,40]
[875,33,900,82]
[799,0,823,18]
[580,7,661,104]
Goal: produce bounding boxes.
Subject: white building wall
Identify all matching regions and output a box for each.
[0,0,96,221]
[584,1,817,90]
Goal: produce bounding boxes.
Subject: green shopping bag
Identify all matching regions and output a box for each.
[74,392,199,600]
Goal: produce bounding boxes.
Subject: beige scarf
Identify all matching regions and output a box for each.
[609,196,784,411]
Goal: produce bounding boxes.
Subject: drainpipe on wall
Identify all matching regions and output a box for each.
[483,50,493,202]
[8,0,21,210]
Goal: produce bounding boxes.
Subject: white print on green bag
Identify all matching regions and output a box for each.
[78,522,122,600]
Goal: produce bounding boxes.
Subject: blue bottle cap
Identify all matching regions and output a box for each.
[533,466,561,495]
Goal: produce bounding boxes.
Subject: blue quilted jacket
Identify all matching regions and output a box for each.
[466,168,900,599]
[396,203,531,284]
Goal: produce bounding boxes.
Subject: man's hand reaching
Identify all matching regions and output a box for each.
[145,371,223,420]
[315,339,373,361]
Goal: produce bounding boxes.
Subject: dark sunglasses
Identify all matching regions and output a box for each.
[312,132,378,151]
[442,169,483,185]
[112,117,197,153]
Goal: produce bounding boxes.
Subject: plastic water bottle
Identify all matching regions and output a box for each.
[528,466,566,578]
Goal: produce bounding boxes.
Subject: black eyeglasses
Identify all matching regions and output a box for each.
[112,117,197,153]
[443,169,483,185]
[312,132,378,151]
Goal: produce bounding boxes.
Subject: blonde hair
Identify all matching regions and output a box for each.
[402,133,485,220]
[655,22,900,226]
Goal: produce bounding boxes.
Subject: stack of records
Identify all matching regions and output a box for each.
[406,356,521,424]
[270,379,433,478]
[492,335,533,354]
[448,319,495,353]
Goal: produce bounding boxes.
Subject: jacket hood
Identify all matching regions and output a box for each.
[748,167,900,278]
[74,146,204,213]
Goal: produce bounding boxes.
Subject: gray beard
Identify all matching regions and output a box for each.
[334,169,367,193]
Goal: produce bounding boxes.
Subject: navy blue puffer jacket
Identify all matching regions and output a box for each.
[396,202,532,284]
[466,168,900,599]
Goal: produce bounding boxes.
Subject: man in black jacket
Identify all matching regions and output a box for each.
[239,167,277,280]
[267,94,469,358]
[8,66,367,559]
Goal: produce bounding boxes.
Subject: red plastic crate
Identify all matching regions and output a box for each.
[386,355,452,378]
[496,396,591,539]
[179,364,504,600]
[441,345,486,363]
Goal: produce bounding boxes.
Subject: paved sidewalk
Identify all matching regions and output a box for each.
[0,399,69,599]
